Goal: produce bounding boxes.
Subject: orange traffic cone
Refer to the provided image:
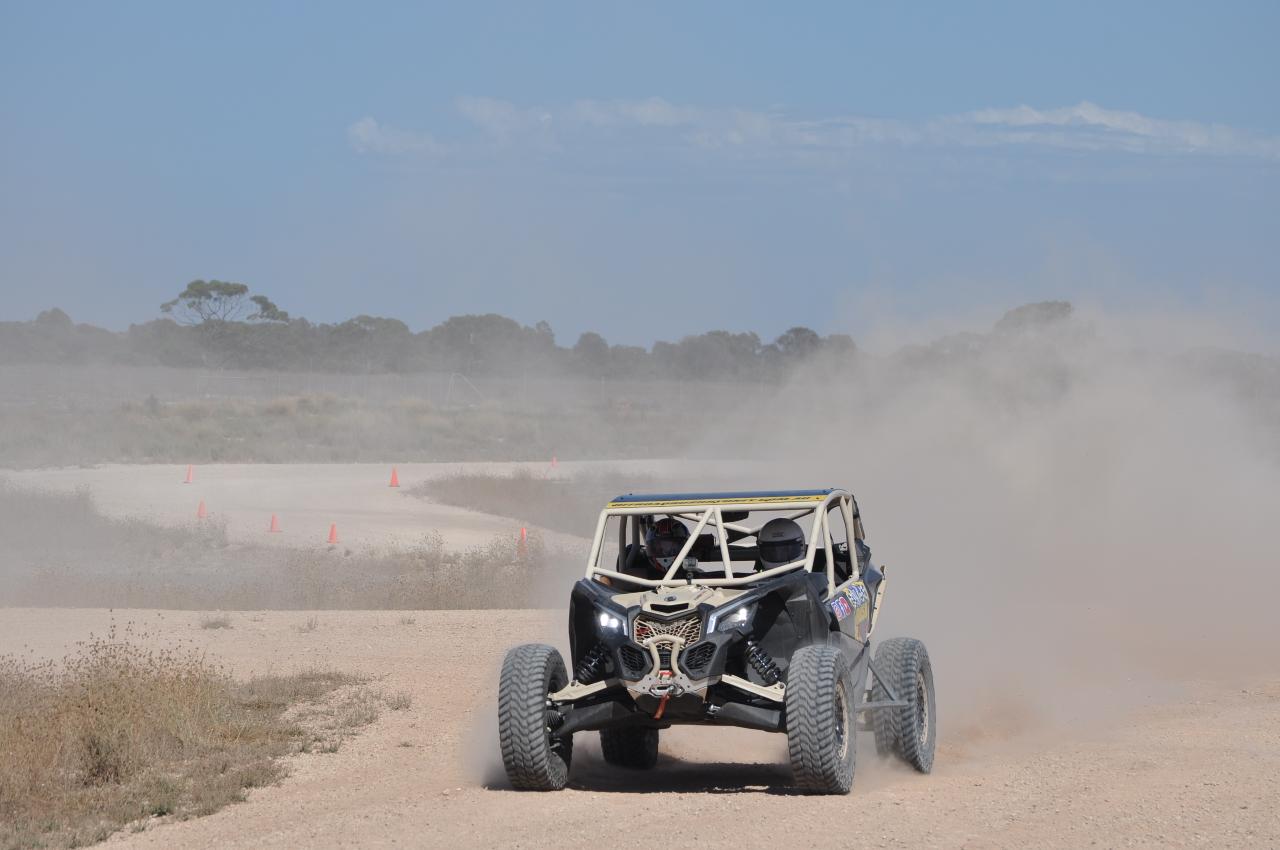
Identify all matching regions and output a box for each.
[268,514,282,533]
[183,465,194,484]
[327,523,339,545]
[517,527,529,559]
[550,456,558,469]
[196,499,207,519]
[389,467,400,488]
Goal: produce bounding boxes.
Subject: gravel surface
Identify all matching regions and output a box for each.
[2,607,1275,850]
[0,461,706,552]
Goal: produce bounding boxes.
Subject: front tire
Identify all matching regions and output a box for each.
[785,644,855,794]
[869,637,936,773]
[599,727,659,769]
[498,643,573,790]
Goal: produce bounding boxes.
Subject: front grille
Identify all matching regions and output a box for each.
[682,642,716,675]
[619,645,649,676]
[634,615,702,645]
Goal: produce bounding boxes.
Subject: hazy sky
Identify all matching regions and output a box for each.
[2,1,1277,347]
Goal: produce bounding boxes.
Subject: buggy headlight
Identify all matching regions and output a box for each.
[709,602,757,633]
[596,609,626,635]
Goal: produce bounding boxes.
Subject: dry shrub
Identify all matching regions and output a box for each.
[382,691,412,711]
[0,626,371,850]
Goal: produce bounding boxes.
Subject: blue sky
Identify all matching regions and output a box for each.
[2,1,1277,347]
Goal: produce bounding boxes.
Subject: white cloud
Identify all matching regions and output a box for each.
[954,101,1280,158]
[455,96,557,149]
[559,98,920,152]
[569,97,705,128]
[351,99,1280,161]
[346,116,447,156]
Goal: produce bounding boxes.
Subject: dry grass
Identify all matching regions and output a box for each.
[295,616,319,633]
[0,625,373,850]
[382,691,412,711]
[0,380,702,468]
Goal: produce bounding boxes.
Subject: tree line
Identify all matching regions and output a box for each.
[0,280,858,380]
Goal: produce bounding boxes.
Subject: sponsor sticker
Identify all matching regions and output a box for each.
[829,596,852,620]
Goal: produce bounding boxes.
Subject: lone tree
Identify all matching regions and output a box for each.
[248,294,290,323]
[161,280,288,324]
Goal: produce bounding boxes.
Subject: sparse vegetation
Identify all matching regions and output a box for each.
[397,616,416,626]
[0,625,371,850]
[4,301,1274,469]
[199,613,232,630]
[0,386,702,467]
[296,616,320,633]
[383,691,412,711]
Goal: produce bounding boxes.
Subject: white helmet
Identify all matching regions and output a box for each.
[757,517,805,568]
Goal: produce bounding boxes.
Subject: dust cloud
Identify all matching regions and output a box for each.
[708,304,1279,740]
[4,300,1277,761]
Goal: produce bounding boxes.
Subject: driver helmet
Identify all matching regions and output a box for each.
[757,517,805,568]
[645,517,690,572]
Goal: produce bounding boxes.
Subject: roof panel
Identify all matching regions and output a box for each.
[608,489,836,507]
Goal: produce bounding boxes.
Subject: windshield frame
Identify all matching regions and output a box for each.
[584,490,860,596]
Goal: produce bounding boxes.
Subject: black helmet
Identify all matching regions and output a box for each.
[757,517,805,568]
[645,517,690,572]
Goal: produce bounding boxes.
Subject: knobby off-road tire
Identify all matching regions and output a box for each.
[599,728,659,769]
[498,643,573,790]
[869,637,936,773]
[785,644,855,794]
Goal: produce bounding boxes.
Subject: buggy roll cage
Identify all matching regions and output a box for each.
[585,489,867,597]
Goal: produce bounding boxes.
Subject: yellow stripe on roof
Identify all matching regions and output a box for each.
[606,494,827,509]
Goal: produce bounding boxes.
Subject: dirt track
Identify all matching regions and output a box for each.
[0,460,728,552]
[2,608,1275,850]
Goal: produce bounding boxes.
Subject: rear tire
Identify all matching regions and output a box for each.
[498,643,573,790]
[785,644,855,794]
[869,637,936,773]
[599,727,659,769]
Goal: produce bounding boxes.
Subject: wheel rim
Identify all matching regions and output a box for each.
[835,683,850,760]
[915,671,930,747]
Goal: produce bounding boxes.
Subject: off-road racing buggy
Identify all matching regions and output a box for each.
[497,489,935,794]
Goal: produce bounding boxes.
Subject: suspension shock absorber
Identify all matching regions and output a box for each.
[744,639,781,685]
[574,642,609,684]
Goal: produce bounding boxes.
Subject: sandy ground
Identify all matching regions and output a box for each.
[0,460,714,552]
[2,607,1275,850]
[3,462,1276,847]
